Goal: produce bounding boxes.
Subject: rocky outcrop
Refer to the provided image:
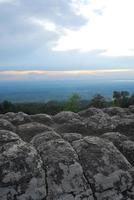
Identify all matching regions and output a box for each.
[79,107,104,117]
[53,111,80,124]
[102,132,134,166]
[0,112,32,125]
[1,107,134,199]
[72,136,134,200]
[0,130,46,200]
[103,107,130,116]
[0,119,16,132]
[31,114,54,126]
[17,122,53,142]
[31,131,93,200]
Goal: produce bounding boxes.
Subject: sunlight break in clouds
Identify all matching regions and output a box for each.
[0,68,133,80]
[52,0,134,57]
[32,18,58,33]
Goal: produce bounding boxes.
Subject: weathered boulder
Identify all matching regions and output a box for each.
[55,113,120,136]
[129,105,134,113]
[31,131,94,200]
[0,119,16,132]
[79,107,104,118]
[0,130,20,142]
[0,130,46,200]
[53,111,80,124]
[17,122,53,142]
[83,113,119,136]
[11,112,32,125]
[60,132,83,143]
[55,121,89,136]
[0,112,15,120]
[102,132,134,166]
[0,112,32,125]
[103,107,129,116]
[1,109,134,199]
[101,132,128,145]
[72,136,134,200]
[114,117,134,139]
[31,113,54,126]
[119,140,134,166]
[31,130,62,148]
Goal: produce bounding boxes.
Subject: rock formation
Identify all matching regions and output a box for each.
[1,107,134,199]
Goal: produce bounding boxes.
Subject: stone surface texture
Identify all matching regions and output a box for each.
[1,107,134,199]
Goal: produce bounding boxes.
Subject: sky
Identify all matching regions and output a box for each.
[0,0,134,80]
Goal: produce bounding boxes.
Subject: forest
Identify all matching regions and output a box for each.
[0,91,134,115]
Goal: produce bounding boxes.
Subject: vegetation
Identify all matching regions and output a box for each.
[0,90,134,115]
[89,94,109,108]
[113,91,130,107]
[64,93,81,112]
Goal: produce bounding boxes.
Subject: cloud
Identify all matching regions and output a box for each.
[0,0,86,64]
[0,0,134,67]
[53,0,134,57]
[0,68,133,81]
[0,0,17,3]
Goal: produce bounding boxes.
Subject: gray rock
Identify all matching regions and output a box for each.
[31,130,61,148]
[101,132,128,145]
[32,131,94,200]
[79,107,104,118]
[103,107,129,116]
[55,121,89,136]
[17,122,53,142]
[72,136,134,200]
[55,113,120,136]
[114,117,134,138]
[11,112,32,125]
[129,105,134,113]
[0,119,16,132]
[60,132,83,143]
[102,132,134,166]
[53,111,80,124]
[0,130,46,200]
[120,140,134,166]
[1,108,134,199]
[31,113,54,126]
[83,113,119,136]
[0,112,32,125]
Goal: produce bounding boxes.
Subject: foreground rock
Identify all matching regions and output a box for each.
[31,113,54,126]
[17,122,53,142]
[0,107,134,199]
[79,107,104,117]
[31,131,94,200]
[0,112,32,125]
[0,119,16,132]
[55,112,119,136]
[102,132,134,166]
[53,111,80,124]
[60,132,83,143]
[73,136,134,200]
[103,107,129,116]
[0,130,46,200]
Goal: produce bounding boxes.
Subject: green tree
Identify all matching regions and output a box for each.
[90,94,108,108]
[65,93,81,112]
[2,100,14,113]
[129,93,134,105]
[113,91,121,106]
[113,91,130,107]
